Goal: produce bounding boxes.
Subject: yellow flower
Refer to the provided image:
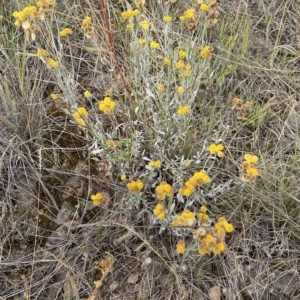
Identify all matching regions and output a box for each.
[244,154,259,164]
[106,140,120,149]
[178,50,187,60]
[48,58,59,68]
[198,247,210,255]
[72,107,88,126]
[200,205,207,213]
[140,20,149,30]
[126,23,134,29]
[205,234,214,244]
[90,192,102,206]
[150,41,160,49]
[120,174,127,181]
[200,46,214,59]
[81,16,92,30]
[121,9,139,20]
[127,180,144,193]
[224,222,234,233]
[192,170,211,186]
[50,93,58,100]
[180,8,197,22]
[177,105,189,115]
[172,210,196,227]
[59,28,73,37]
[36,0,56,8]
[138,38,146,46]
[163,57,172,65]
[155,182,172,201]
[198,212,209,224]
[36,48,49,58]
[153,203,166,220]
[209,143,224,157]
[176,240,186,254]
[157,84,165,91]
[200,3,210,11]
[148,160,162,168]
[177,86,184,94]
[163,15,172,23]
[84,90,91,98]
[99,97,116,114]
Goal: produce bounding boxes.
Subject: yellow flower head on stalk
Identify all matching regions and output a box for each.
[106,140,120,149]
[153,203,166,220]
[200,46,214,59]
[200,3,210,11]
[84,90,91,98]
[163,57,172,65]
[155,182,172,201]
[36,0,56,9]
[99,97,116,114]
[177,106,189,115]
[172,209,196,227]
[150,41,160,49]
[163,15,172,23]
[180,8,197,22]
[120,174,127,181]
[138,38,147,46]
[140,20,149,30]
[178,50,187,60]
[81,16,92,30]
[177,86,184,94]
[244,154,259,164]
[176,240,186,254]
[72,107,88,126]
[121,9,139,20]
[59,28,73,37]
[148,160,162,168]
[90,192,102,206]
[36,48,49,58]
[126,23,134,29]
[50,93,58,100]
[127,180,144,193]
[209,143,224,157]
[47,58,59,68]
[157,84,165,91]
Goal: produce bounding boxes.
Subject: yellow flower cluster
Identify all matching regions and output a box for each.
[140,20,149,30]
[177,106,189,115]
[148,160,162,168]
[12,6,40,41]
[84,90,91,98]
[194,213,234,255]
[121,9,139,20]
[175,60,192,77]
[36,48,59,68]
[163,15,172,23]
[99,97,116,114]
[209,143,224,157]
[90,192,102,206]
[127,180,144,193]
[232,98,252,119]
[242,154,262,183]
[72,107,88,127]
[172,210,196,227]
[155,182,172,201]
[150,41,160,49]
[179,8,198,30]
[178,50,187,60]
[36,0,56,9]
[200,46,214,59]
[153,203,166,220]
[81,16,94,39]
[163,57,172,66]
[176,239,186,254]
[59,28,73,37]
[157,84,165,91]
[179,170,211,197]
[199,0,220,27]
[106,140,120,149]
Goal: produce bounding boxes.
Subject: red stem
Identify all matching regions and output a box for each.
[99,0,132,97]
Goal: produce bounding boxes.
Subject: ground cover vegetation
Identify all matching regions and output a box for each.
[1,0,300,299]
